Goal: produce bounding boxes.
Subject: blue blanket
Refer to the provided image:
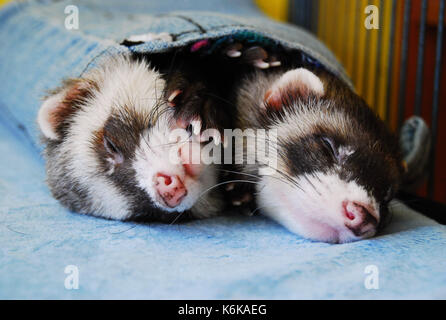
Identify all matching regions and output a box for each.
[0,0,445,299]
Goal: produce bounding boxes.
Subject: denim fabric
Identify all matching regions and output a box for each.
[1,0,445,299]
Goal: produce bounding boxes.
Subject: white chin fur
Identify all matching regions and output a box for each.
[256,171,379,243]
[132,122,219,216]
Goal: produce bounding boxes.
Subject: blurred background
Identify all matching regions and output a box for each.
[257,0,445,205]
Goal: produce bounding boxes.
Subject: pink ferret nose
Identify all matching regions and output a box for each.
[343,201,378,237]
[155,173,187,208]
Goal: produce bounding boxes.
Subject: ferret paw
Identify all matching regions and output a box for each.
[227,188,256,216]
[223,43,281,69]
[166,85,228,144]
[221,171,257,215]
[173,116,222,146]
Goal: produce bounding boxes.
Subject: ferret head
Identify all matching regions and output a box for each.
[250,68,403,243]
[37,55,222,221]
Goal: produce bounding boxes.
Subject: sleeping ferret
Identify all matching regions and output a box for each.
[37,52,235,223]
[225,65,404,243]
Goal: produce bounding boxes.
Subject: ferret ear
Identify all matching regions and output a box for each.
[38,79,93,140]
[264,68,325,109]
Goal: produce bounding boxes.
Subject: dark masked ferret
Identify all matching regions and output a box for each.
[230,67,404,243]
[37,54,230,222]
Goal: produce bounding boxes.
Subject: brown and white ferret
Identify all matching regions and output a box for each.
[37,53,232,223]
[228,66,404,243]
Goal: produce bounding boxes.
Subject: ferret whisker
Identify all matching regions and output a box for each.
[139,127,160,156]
[257,165,301,189]
[219,166,296,189]
[304,175,322,196]
[150,141,182,149]
[169,211,185,225]
[218,168,295,190]
[203,92,238,108]
[197,179,262,200]
[217,168,261,180]
[250,204,279,215]
[260,173,299,189]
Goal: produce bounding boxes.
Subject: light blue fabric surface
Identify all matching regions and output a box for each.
[0,0,446,299]
[1,111,446,299]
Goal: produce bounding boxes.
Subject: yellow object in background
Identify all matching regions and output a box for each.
[375,0,393,121]
[364,0,380,111]
[315,1,399,122]
[255,0,289,21]
[354,0,368,97]
[0,0,13,8]
[319,0,328,44]
[345,0,357,78]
